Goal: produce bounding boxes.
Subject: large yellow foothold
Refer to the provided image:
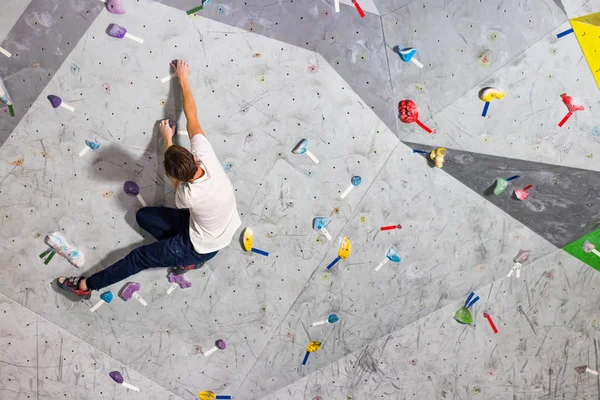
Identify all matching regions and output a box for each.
[242,227,253,252]
[429,147,446,168]
[571,12,600,89]
[306,341,322,352]
[338,236,351,259]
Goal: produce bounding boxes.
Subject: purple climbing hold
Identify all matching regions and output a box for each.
[121,282,140,300]
[109,371,124,384]
[216,339,226,350]
[106,0,126,14]
[108,24,127,39]
[47,95,62,108]
[123,181,139,196]
[168,119,178,136]
[168,273,192,289]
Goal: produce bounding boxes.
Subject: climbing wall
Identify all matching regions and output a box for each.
[1,0,600,399]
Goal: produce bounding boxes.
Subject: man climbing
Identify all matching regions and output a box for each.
[57,60,241,299]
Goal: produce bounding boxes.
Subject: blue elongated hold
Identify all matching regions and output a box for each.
[326,256,341,270]
[506,175,520,181]
[467,295,480,309]
[556,28,574,38]
[251,248,269,256]
[302,351,310,365]
[481,102,490,117]
[465,292,475,307]
[413,149,428,154]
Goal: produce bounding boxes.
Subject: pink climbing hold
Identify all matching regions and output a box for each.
[106,0,126,14]
[514,184,533,201]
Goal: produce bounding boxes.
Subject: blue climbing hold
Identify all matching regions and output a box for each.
[100,291,113,303]
[396,47,417,63]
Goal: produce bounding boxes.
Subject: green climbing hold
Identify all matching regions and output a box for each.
[454,306,473,325]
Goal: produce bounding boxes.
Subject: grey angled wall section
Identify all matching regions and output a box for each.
[405,142,600,248]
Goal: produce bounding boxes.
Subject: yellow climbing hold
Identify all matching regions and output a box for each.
[571,12,600,89]
[306,341,322,352]
[259,75,265,83]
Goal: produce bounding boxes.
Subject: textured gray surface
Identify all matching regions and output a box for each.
[152,0,398,134]
[1,0,600,399]
[0,0,104,147]
[0,293,182,400]
[263,250,600,399]
[384,0,574,121]
[405,142,600,249]
[0,0,32,41]
[401,17,600,172]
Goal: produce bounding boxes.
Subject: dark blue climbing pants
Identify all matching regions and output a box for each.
[86,207,218,291]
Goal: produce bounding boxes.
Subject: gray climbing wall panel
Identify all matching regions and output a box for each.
[153,0,398,134]
[0,0,104,147]
[405,142,600,249]
[263,250,600,399]
[1,0,600,399]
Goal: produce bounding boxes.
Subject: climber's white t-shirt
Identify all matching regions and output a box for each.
[175,134,241,254]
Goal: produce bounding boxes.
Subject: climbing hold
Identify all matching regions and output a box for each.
[107,24,144,43]
[479,87,504,117]
[106,0,126,14]
[493,175,520,195]
[302,341,322,365]
[351,0,365,17]
[79,139,101,157]
[121,282,147,306]
[313,217,331,241]
[514,184,533,201]
[0,75,14,116]
[109,371,140,392]
[44,232,85,268]
[374,247,401,271]
[398,100,433,134]
[558,93,584,127]
[241,227,269,256]
[394,47,423,68]
[429,147,446,168]
[292,138,320,164]
[90,291,113,312]
[203,339,226,356]
[454,292,479,325]
[583,240,600,257]
[310,314,339,327]
[340,176,362,199]
[326,236,351,270]
[47,95,74,112]
[166,273,192,294]
[124,181,147,207]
